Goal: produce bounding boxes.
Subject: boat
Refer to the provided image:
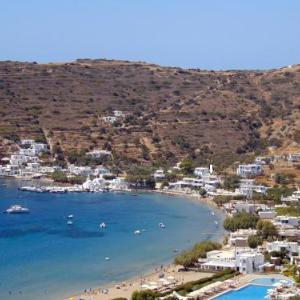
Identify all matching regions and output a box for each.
[4,205,30,214]
[105,257,110,261]
[211,211,215,216]
[159,222,166,229]
[214,220,218,225]
[99,222,107,229]
[67,220,73,225]
[67,214,74,219]
[134,230,141,235]
[19,186,44,193]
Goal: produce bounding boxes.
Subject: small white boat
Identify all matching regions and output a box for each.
[159,222,166,229]
[67,220,73,225]
[4,205,30,214]
[105,257,110,261]
[214,220,218,225]
[99,222,107,229]
[134,230,141,235]
[67,214,74,219]
[211,211,215,216]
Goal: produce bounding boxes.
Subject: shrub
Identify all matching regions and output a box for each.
[223,212,259,232]
[131,290,157,300]
[256,220,278,240]
[247,235,263,248]
[275,173,295,185]
[174,240,221,268]
[223,175,241,191]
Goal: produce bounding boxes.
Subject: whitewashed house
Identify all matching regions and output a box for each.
[94,166,111,177]
[266,241,299,255]
[103,116,117,123]
[153,169,165,181]
[21,139,35,146]
[194,167,210,177]
[274,216,299,227]
[68,165,92,176]
[113,110,124,117]
[86,150,111,159]
[199,248,264,274]
[19,148,37,157]
[237,164,262,177]
[281,190,300,203]
[31,143,48,154]
[236,251,264,274]
[287,153,300,162]
[258,210,277,220]
[9,154,27,166]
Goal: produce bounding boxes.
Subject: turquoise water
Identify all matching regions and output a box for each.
[0,179,225,300]
[251,277,289,286]
[213,284,271,300]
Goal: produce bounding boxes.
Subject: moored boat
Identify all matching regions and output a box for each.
[4,205,30,214]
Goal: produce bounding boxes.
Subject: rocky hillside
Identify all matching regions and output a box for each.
[0,59,299,169]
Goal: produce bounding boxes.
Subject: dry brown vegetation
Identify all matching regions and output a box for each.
[0,59,299,169]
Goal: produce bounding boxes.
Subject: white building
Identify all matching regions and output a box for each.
[86,150,111,159]
[266,241,299,255]
[274,216,300,227]
[200,248,264,274]
[68,165,93,176]
[287,153,300,162]
[153,169,165,181]
[19,148,37,157]
[94,166,111,177]
[113,110,124,117]
[237,164,262,178]
[235,202,258,214]
[194,167,210,178]
[281,191,300,203]
[103,116,117,123]
[235,251,264,274]
[21,139,35,146]
[258,210,277,220]
[31,143,48,154]
[9,154,28,166]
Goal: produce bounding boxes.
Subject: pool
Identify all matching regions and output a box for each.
[251,277,281,286]
[213,277,292,300]
[213,284,271,300]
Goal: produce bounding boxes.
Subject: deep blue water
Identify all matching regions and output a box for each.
[0,179,224,300]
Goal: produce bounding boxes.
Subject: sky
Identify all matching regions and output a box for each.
[0,0,299,70]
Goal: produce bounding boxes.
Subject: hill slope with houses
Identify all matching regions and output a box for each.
[0,59,299,169]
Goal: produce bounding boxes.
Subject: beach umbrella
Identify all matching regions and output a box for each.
[273,282,283,287]
[141,284,151,289]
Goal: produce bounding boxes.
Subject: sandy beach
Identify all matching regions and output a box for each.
[69,264,214,300]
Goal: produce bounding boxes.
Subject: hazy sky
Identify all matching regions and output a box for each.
[0,0,299,69]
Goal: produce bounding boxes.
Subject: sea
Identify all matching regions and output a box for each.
[0,179,225,300]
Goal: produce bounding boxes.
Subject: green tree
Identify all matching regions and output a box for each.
[131,290,157,300]
[256,220,278,240]
[174,241,221,268]
[223,212,259,232]
[223,175,241,191]
[247,235,263,248]
[180,159,194,175]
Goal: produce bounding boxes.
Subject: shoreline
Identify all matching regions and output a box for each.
[66,190,227,300]
[0,178,227,300]
[67,264,215,300]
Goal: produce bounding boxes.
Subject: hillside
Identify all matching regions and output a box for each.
[0,59,299,169]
